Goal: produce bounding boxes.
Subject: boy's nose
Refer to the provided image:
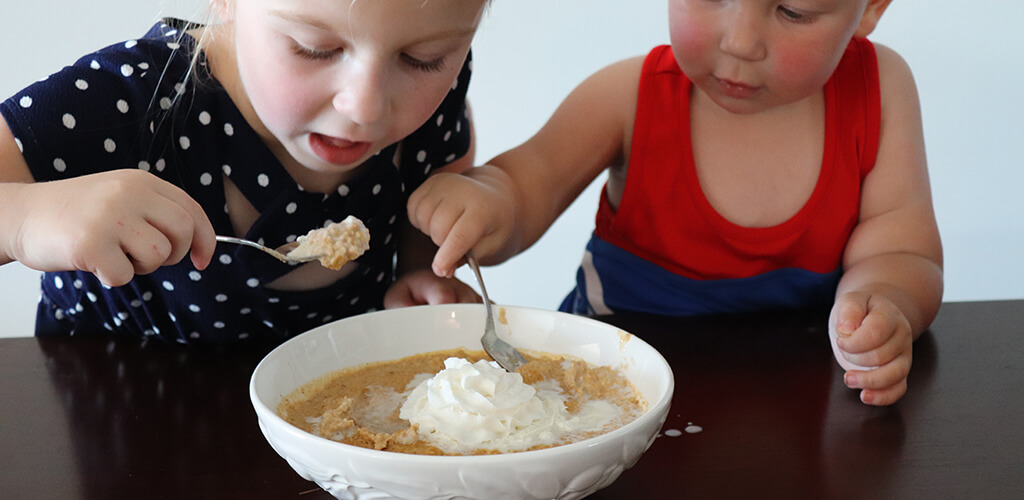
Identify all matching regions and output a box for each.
[719,11,767,61]
[332,63,388,127]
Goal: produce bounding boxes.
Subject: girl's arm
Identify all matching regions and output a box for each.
[0,115,216,285]
[832,43,943,405]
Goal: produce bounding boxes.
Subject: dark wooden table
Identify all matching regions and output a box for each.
[1,301,1021,499]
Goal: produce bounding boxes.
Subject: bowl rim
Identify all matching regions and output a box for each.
[250,303,675,462]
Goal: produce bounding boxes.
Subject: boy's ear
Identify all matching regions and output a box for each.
[855,0,893,37]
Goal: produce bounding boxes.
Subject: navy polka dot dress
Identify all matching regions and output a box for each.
[0,19,472,345]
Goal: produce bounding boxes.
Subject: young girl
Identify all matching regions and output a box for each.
[409,0,943,406]
[0,0,489,343]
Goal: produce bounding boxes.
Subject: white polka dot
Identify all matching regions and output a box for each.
[224,123,234,136]
[436,114,444,127]
[238,333,250,339]
[189,271,202,281]
[90,60,101,70]
[190,331,201,339]
[456,121,462,133]
[54,276,64,289]
[125,40,138,49]
[349,296,360,305]
[215,294,228,302]
[219,254,232,265]
[142,292,153,301]
[337,184,350,196]
[130,299,142,308]
[104,139,116,153]
[117,312,129,320]
[372,184,382,195]
[53,158,67,172]
[18,96,32,108]
[423,163,432,175]
[200,172,213,186]
[137,161,151,172]
[55,310,66,320]
[155,159,166,172]
[445,154,457,163]
[167,42,180,50]
[240,307,252,315]
[443,131,452,142]
[121,64,134,77]
[87,292,98,302]
[214,321,225,329]
[198,111,211,125]
[160,97,172,110]
[174,83,185,95]
[385,233,393,245]
[246,278,259,288]
[285,202,298,214]
[14,138,22,153]
[416,150,427,163]
[257,174,270,187]
[62,114,76,129]
[189,304,201,313]
[139,62,150,71]
[268,297,280,304]
[377,272,386,282]
[162,281,174,291]
[179,136,191,149]
[75,79,89,91]
[74,280,82,290]
[221,164,232,176]
[117,100,129,113]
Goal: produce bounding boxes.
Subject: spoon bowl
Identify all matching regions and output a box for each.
[215,235,323,265]
[465,252,527,372]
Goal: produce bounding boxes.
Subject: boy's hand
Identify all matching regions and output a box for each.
[407,167,516,278]
[829,292,914,406]
[8,170,216,286]
[383,268,481,308]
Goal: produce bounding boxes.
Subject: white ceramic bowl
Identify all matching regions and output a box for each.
[250,304,674,500]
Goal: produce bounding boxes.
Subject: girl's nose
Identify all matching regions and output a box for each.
[333,62,388,127]
[719,11,767,61]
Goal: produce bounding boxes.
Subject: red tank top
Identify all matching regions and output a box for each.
[595,40,880,281]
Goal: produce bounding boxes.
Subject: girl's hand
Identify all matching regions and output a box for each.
[829,292,914,406]
[383,268,481,308]
[7,170,216,286]
[407,166,517,278]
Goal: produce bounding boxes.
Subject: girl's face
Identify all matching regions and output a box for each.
[222,0,485,181]
[669,0,872,115]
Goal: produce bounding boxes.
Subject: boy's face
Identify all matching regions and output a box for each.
[668,0,875,115]
[222,0,485,179]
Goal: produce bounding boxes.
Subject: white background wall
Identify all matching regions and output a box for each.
[1,0,1021,337]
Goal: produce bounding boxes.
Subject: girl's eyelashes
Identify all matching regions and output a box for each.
[401,54,448,73]
[289,40,447,73]
[290,42,337,61]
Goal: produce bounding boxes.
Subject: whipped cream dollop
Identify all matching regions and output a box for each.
[399,357,620,454]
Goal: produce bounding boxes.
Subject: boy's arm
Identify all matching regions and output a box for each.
[838,43,943,335]
[832,43,943,405]
[410,57,644,274]
[0,116,36,265]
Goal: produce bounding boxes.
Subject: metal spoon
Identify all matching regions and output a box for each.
[465,251,528,372]
[215,235,322,265]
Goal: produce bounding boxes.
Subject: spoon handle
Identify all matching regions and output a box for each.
[215,235,290,263]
